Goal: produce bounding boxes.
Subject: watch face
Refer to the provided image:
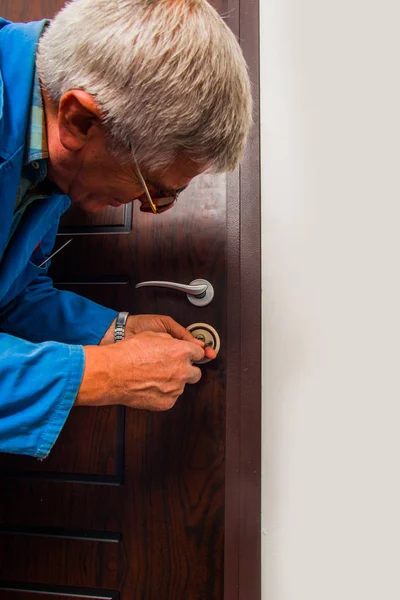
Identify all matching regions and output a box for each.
[116,312,129,326]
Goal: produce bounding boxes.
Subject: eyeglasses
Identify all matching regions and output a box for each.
[132,155,186,215]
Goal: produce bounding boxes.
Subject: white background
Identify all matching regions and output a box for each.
[260,0,400,598]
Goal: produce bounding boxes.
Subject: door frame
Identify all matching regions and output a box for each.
[225,1,261,599]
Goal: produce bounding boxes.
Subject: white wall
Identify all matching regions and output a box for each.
[261,1,400,598]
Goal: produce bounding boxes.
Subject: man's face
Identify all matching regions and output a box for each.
[44,89,205,213]
[63,140,205,213]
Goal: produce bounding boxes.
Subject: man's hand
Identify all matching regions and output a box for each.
[77,331,212,411]
[100,314,216,360]
[124,314,201,342]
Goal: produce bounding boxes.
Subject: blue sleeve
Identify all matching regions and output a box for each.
[0,271,118,345]
[0,333,84,458]
[0,226,118,457]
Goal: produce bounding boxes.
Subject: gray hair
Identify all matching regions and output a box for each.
[37,0,252,173]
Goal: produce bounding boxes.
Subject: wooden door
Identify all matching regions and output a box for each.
[0,1,261,599]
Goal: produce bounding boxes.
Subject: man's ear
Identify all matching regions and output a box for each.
[58,90,103,152]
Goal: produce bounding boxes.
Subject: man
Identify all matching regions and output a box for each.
[0,0,252,458]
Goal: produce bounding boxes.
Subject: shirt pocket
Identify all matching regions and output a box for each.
[0,256,49,313]
[3,245,51,306]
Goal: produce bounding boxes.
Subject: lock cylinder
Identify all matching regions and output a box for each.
[187,322,220,364]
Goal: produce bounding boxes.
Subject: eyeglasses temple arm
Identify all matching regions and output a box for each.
[132,154,157,214]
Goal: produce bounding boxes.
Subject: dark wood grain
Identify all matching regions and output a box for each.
[0,407,119,476]
[0,173,227,598]
[0,582,119,599]
[0,593,118,600]
[59,204,127,229]
[0,0,261,599]
[0,592,118,600]
[0,594,83,600]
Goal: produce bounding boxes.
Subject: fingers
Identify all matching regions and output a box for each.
[161,316,217,362]
[126,328,217,365]
[150,316,217,358]
[204,346,217,360]
[186,334,205,347]
[187,365,202,385]
[185,341,206,363]
[159,315,186,337]
[185,339,217,362]
[161,316,203,345]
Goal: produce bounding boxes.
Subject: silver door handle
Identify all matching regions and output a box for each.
[135,278,214,307]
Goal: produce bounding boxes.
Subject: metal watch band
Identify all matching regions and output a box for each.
[114,311,129,343]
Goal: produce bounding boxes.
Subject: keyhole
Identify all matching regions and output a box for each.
[187,323,220,364]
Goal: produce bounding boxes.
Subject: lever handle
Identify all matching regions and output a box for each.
[135,278,214,307]
[135,280,207,297]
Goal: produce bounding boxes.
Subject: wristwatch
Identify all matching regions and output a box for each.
[114,311,129,343]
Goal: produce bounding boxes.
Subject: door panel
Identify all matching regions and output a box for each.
[0,406,122,478]
[58,203,133,234]
[0,1,261,598]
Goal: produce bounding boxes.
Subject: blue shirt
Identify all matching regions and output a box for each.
[0,18,119,458]
[9,60,51,243]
